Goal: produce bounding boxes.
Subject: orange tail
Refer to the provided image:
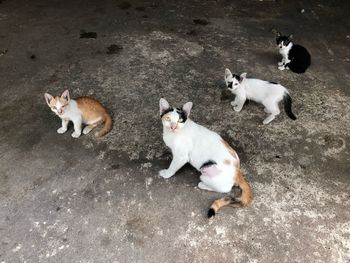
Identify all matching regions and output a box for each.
[95,113,113,138]
[208,171,252,218]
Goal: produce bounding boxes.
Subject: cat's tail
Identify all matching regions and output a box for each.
[208,171,253,218]
[283,93,297,120]
[95,113,113,138]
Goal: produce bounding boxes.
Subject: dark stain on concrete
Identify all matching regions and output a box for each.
[80,30,97,38]
[106,44,123,54]
[186,29,198,36]
[193,19,209,25]
[100,236,112,247]
[117,1,131,10]
[125,217,154,245]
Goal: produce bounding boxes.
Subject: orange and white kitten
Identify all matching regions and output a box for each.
[44,90,112,138]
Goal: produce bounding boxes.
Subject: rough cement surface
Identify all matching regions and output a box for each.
[0,0,349,262]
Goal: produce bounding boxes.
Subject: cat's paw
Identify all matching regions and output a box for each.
[263,117,275,125]
[278,61,284,66]
[278,65,285,71]
[57,127,67,134]
[230,101,238,107]
[233,106,242,112]
[71,131,81,138]
[198,182,214,191]
[159,169,174,179]
[83,126,93,135]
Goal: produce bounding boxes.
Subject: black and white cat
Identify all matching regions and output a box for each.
[276,32,311,73]
[225,68,297,124]
[159,98,252,218]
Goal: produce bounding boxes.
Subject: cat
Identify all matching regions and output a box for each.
[44,90,112,138]
[159,98,253,218]
[276,32,311,73]
[225,68,297,124]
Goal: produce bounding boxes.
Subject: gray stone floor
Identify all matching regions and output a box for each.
[0,0,349,262]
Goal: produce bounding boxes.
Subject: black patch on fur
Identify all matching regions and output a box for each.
[208,208,215,218]
[269,81,278,85]
[283,93,297,120]
[200,160,217,169]
[161,107,188,123]
[286,44,311,73]
[227,81,233,88]
[232,74,240,81]
[276,35,290,45]
[175,108,187,123]
[160,107,174,118]
[80,30,97,38]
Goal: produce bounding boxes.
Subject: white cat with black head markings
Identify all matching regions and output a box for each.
[276,32,311,73]
[225,68,297,124]
[159,98,253,218]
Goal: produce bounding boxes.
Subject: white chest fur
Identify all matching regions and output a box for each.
[59,100,82,122]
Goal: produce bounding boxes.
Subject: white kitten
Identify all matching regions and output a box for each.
[224,68,297,124]
[159,98,252,218]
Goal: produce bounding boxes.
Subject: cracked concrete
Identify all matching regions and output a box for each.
[0,0,349,262]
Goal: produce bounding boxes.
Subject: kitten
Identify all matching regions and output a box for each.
[44,90,112,138]
[159,98,252,218]
[225,68,297,124]
[276,32,311,73]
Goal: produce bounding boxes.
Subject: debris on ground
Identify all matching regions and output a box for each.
[106,44,123,54]
[80,30,97,38]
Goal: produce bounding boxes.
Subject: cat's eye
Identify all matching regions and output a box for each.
[52,106,57,110]
[164,116,170,121]
[178,118,183,122]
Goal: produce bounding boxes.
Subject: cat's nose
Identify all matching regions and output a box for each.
[170,123,177,130]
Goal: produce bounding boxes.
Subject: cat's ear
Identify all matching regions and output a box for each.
[240,72,247,82]
[61,90,70,101]
[159,98,170,115]
[225,68,232,80]
[288,34,293,39]
[44,93,53,106]
[182,101,193,117]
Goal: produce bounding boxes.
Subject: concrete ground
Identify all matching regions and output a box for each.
[0,0,349,262]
